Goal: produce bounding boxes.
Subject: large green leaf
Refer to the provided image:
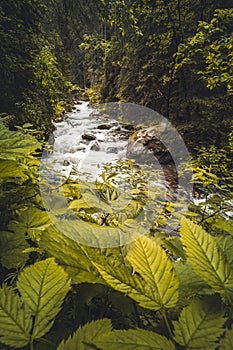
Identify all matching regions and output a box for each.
[127,235,179,309]
[0,122,40,160]
[219,328,233,350]
[40,225,103,284]
[180,217,233,293]
[94,262,163,310]
[8,206,51,236]
[94,329,175,350]
[17,258,71,339]
[173,298,225,349]
[215,235,233,265]
[0,284,32,348]
[174,261,213,307]
[0,160,28,183]
[0,231,28,269]
[57,318,112,350]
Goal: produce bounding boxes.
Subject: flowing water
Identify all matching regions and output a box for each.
[48,101,130,182]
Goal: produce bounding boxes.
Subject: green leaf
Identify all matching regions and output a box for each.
[0,122,40,160]
[57,318,112,350]
[127,235,179,309]
[215,235,233,265]
[174,261,213,307]
[8,206,51,236]
[94,262,163,310]
[0,284,32,348]
[180,218,233,293]
[40,225,102,284]
[0,134,35,160]
[213,218,233,235]
[173,298,225,349]
[0,231,28,269]
[94,329,175,350]
[17,258,71,339]
[0,160,28,183]
[219,328,233,350]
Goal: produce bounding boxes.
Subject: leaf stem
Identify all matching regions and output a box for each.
[30,339,34,350]
[161,308,173,340]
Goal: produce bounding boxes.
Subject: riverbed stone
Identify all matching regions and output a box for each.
[127,126,173,164]
[97,124,112,130]
[90,141,100,151]
[106,147,118,154]
[127,126,177,187]
[82,133,96,141]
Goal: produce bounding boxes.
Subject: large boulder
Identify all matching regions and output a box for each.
[127,126,178,188]
[127,126,173,165]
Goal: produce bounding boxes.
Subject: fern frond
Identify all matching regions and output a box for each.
[17,258,71,339]
[0,285,32,348]
[173,298,225,349]
[94,329,175,350]
[180,218,233,293]
[94,262,163,310]
[57,319,112,350]
[127,235,179,309]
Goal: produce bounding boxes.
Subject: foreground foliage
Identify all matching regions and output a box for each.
[1,217,233,349]
[0,120,232,349]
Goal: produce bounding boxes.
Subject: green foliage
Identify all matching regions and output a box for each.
[180,217,233,294]
[17,258,71,340]
[175,9,233,94]
[219,328,233,350]
[57,318,112,350]
[0,231,29,269]
[0,259,71,349]
[173,298,225,349]
[93,328,175,350]
[0,121,41,230]
[127,236,179,309]
[0,285,32,348]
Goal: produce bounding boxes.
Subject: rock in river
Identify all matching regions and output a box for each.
[127,126,173,165]
[97,124,112,130]
[90,141,100,151]
[127,126,178,187]
[81,133,96,141]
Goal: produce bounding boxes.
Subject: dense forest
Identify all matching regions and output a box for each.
[0,1,233,349]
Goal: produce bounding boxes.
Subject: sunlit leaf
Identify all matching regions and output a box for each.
[94,262,164,310]
[0,285,32,348]
[57,319,112,350]
[0,122,40,160]
[180,217,233,293]
[94,329,175,350]
[127,235,179,309]
[17,258,71,339]
[0,160,28,183]
[173,298,225,349]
